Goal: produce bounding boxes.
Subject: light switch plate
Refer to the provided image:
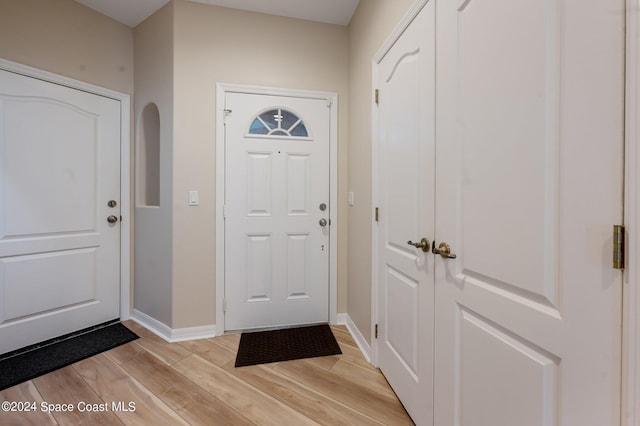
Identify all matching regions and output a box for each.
[188,190,199,206]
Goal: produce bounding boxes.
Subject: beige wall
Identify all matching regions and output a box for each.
[0,0,133,95]
[171,0,349,328]
[133,3,175,326]
[0,0,413,336]
[347,0,415,343]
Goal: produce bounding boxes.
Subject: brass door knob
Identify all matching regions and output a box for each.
[433,242,457,259]
[107,215,119,224]
[408,238,430,252]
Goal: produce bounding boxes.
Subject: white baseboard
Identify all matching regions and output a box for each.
[130,309,368,357]
[131,309,217,343]
[131,310,172,340]
[336,313,372,363]
[169,323,218,342]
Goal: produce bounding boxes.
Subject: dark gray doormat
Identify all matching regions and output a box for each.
[0,320,138,391]
[235,324,342,367]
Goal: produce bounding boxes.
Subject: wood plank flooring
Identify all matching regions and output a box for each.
[0,321,413,425]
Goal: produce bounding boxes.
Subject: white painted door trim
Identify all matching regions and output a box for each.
[216,83,338,334]
[0,57,132,322]
[624,1,640,424]
[370,0,430,368]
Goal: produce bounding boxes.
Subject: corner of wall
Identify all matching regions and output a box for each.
[337,313,372,363]
[346,0,415,347]
[133,1,175,328]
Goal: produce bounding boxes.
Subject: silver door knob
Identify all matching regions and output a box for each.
[319,218,328,227]
[107,215,118,224]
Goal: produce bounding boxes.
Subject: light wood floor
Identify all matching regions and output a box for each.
[0,321,413,425]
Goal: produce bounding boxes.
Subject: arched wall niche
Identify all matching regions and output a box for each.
[137,102,160,206]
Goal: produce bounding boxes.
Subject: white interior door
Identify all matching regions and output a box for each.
[0,69,121,354]
[376,2,435,424]
[224,92,331,331]
[433,0,624,424]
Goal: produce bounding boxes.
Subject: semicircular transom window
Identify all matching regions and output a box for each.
[249,108,309,137]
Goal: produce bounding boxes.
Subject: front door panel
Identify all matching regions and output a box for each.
[225,93,330,331]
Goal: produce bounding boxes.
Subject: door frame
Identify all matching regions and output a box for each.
[370,0,430,367]
[372,1,637,424]
[624,1,640,424]
[215,83,338,334]
[0,57,132,321]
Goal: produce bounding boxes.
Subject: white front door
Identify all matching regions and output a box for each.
[224,92,331,331]
[433,0,624,424]
[376,2,435,424]
[0,69,121,354]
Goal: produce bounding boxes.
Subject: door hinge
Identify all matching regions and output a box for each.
[375,89,379,105]
[375,324,379,339]
[613,225,625,270]
[375,207,379,222]
[326,98,333,108]
[223,298,227,313]
[223,108,232,123]
[223,205,227,219]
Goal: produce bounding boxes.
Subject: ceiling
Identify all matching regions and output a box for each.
[74,0,360,28]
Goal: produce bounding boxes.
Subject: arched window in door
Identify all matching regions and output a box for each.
[248,108,309,137]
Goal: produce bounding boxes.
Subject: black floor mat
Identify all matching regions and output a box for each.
[0,321,138,391]
[235,324,342,367]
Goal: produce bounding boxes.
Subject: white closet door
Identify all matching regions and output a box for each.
[375,2,435,424]
[433,0,624,424]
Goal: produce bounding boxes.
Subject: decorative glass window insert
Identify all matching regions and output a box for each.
[249,108,308,137]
